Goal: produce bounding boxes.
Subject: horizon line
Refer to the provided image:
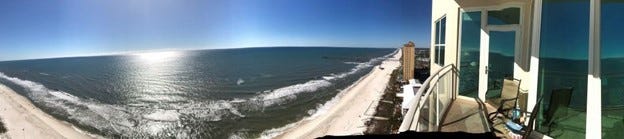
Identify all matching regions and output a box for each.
[0,45,403,62]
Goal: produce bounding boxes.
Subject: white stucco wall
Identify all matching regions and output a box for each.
[430,0,534,101]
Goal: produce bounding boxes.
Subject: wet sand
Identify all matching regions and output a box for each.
[0,84,93,139]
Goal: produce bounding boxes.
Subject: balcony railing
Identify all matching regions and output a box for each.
[399,64,458,132]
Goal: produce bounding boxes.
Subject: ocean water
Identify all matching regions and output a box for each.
[0,47,396,138]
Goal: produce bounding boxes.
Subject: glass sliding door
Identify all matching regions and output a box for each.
[483,7,519,99]
[486,31,516,98]
[537,0,588,138]
[459,11,481,97]
[601,0,624,138]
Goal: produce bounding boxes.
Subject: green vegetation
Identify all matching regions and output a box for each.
[364,69,403,134]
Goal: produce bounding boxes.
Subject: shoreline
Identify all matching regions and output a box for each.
[273,49,402,139]
[0,84,93,138]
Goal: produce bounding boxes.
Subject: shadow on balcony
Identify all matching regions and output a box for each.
[439,96,497,133]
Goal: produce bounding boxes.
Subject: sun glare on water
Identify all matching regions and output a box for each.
[134,51,181,62]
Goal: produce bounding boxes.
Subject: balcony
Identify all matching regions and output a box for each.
[398,64,548,138]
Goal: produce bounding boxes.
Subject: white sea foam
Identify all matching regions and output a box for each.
[255,75,362,139]
[324,51,392,81]
[0,72,246,137]
[230,98,247,103]
[321,75,336,80]
[143,110,180,122]
[257,80,331,106]
[257,122,298,139]
[248,50,394,108]
[256,50,396,139]
[229,132,245,139]
[48,90,81,102]
[236,78,245,85]
[343,62,363,65]
[0,72,137,133]
[135,94,187,103]
[251,51,397,107]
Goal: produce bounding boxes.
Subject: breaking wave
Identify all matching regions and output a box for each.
[0,72,246,137]
[0,48,399,138]
[343,62,363,65]
[236,78,245,85]
[254,49,397,139]
[246,49,395,108]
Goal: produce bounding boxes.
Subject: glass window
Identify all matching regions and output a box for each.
[435,46,440,64]
[434,16,446,66]
[488,8,520,25]
[537,0,588,138]
[438,45,445,65]
[459,11,481,97]
[440,17,446,44]
[601,0,624,138]
[486,31,516,99]
[435,20,441,44]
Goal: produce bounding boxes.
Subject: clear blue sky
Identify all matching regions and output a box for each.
[0,0,431,61]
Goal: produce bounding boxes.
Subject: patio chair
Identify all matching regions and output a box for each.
[518,87,572,139]
[521,97,543,139]
[490,92,542,139]
[488,78,522,121]
[542,87,573,135]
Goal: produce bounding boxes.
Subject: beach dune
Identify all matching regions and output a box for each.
[276,50,401,138]
[0,84,92,139]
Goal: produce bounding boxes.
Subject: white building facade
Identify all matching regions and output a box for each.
[430,0,624,138]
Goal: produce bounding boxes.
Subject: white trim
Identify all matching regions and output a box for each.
[528,0,542,116]
[586,0,601,138]
[461,2,524,12]
[478,9,488,101]
[586,76,601,138]
[434,16,447,66]
[457,9,464,99]
[477,5,524,101]
[457,9,486,98]
[461,4,526,101]
[457,10,465,72]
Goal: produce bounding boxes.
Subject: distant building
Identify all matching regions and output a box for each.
[401,42,415,82]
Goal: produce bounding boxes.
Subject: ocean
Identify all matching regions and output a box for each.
[0,47,396,138]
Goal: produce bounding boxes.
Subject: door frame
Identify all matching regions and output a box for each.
[458,4,524,101]
[482,29,520,98]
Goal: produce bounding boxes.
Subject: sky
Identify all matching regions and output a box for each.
[0,0,431,61]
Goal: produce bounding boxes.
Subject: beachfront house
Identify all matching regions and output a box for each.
[400,0,623,138]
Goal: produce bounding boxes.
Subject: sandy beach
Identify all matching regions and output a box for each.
[0,84,92,139]
[276,50,401,139]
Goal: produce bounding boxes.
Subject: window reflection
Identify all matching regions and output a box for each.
[537,0,589,138]
[488,8,520,25]
[601,0,624,138]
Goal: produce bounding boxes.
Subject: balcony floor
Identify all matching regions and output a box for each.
[439,96,497,133]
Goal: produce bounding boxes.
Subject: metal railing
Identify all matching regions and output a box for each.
[399,64,458,132]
